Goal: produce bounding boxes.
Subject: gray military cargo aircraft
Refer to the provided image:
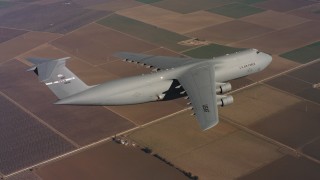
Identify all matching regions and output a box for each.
[26,48,272,130]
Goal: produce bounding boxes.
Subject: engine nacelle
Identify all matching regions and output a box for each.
[217,95,234,107]
[216,82,232,94]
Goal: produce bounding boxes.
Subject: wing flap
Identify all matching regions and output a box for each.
[178,62,219,130]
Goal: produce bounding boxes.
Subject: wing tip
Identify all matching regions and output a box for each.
[26,57,71,65]
[201,119,219,131]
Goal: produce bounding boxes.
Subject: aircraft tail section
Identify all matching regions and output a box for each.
[26,57,90,99]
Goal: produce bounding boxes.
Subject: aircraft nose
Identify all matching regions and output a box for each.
[266,54,272,64]
[262,52,272,66]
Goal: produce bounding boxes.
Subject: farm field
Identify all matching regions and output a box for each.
[0,0,319,179]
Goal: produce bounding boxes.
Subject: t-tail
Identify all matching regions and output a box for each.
[26,57,90,99]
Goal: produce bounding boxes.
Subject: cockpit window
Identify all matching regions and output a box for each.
[256,51,260,54]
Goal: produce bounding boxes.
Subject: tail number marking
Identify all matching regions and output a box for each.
[45,77,75,86]
[202,105,210,112]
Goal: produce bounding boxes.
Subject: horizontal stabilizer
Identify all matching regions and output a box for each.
[26,57,70,82]
[26,57,90,99]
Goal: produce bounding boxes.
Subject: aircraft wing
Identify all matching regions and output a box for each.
[177,62,219,130]
[114,52,201,69]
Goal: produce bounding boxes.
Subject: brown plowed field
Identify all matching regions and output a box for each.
[51,23,157,66]
[238,156,320,180]
[0,27,27,43]
[220,85,301,126]
[241,10,308,30]
[251,102,320,148]
[187,20,272,45]
[254,0,316,12]
[0,31,60,63]
[88,0,143,12]
[117,5,232,34]
[36,142,188,180]
[230,21,320,54]
[0,1,109,33]
[172,131,282,180]
[290,3,320,21]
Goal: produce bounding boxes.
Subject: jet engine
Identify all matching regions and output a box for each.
[217,95,234,107]
[216,82,232,94]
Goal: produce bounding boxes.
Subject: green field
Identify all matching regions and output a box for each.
[152,0,230,14]
[208,3,265,18]
[97,14,190,51]
[314,9,320,14]
[280,41,320,63]
[135,0,162,4]
[0,1,13,9]
[183,44,243,58]
[234,0,266,4]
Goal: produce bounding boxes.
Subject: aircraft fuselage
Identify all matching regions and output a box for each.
[55,49,272,105]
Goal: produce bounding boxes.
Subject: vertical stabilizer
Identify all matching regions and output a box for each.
[26,57,90,99]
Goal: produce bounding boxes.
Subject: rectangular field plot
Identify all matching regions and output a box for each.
[0,27,27,43]
[0,31,60,63]
[35,142,188,180]
[136,0,162,3]
[6,171,41,180]
[117,5,232,34]
[288,61,320,84]
[97,14,190,51]
[183,44,243,58]
[280,41,320,63]
[238,156,320,180]
[230,21,320,54]
[71,0,111,7]
[254,0,316,12]
[235,0,266,4]
[51,23,157,66]
[172,131,282,180]
[289,3,320,21]
[0,1,109,33]
[0,94,75,175]
[0,1,15,9]
[265,62,320,104]
[241,10,308,30]
[296,88,320,104]
[152,0,229,14]
[302,138,320,161]
[207,3,265,18]
[88,0,142,12]
[220,85,301,126]
[129,111,238,159]
[265,75,311,95]
[187,20,272,45]
[251,102,320,149]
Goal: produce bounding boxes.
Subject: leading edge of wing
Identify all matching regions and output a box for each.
[114,52,200,69]
[177,62,219,130]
